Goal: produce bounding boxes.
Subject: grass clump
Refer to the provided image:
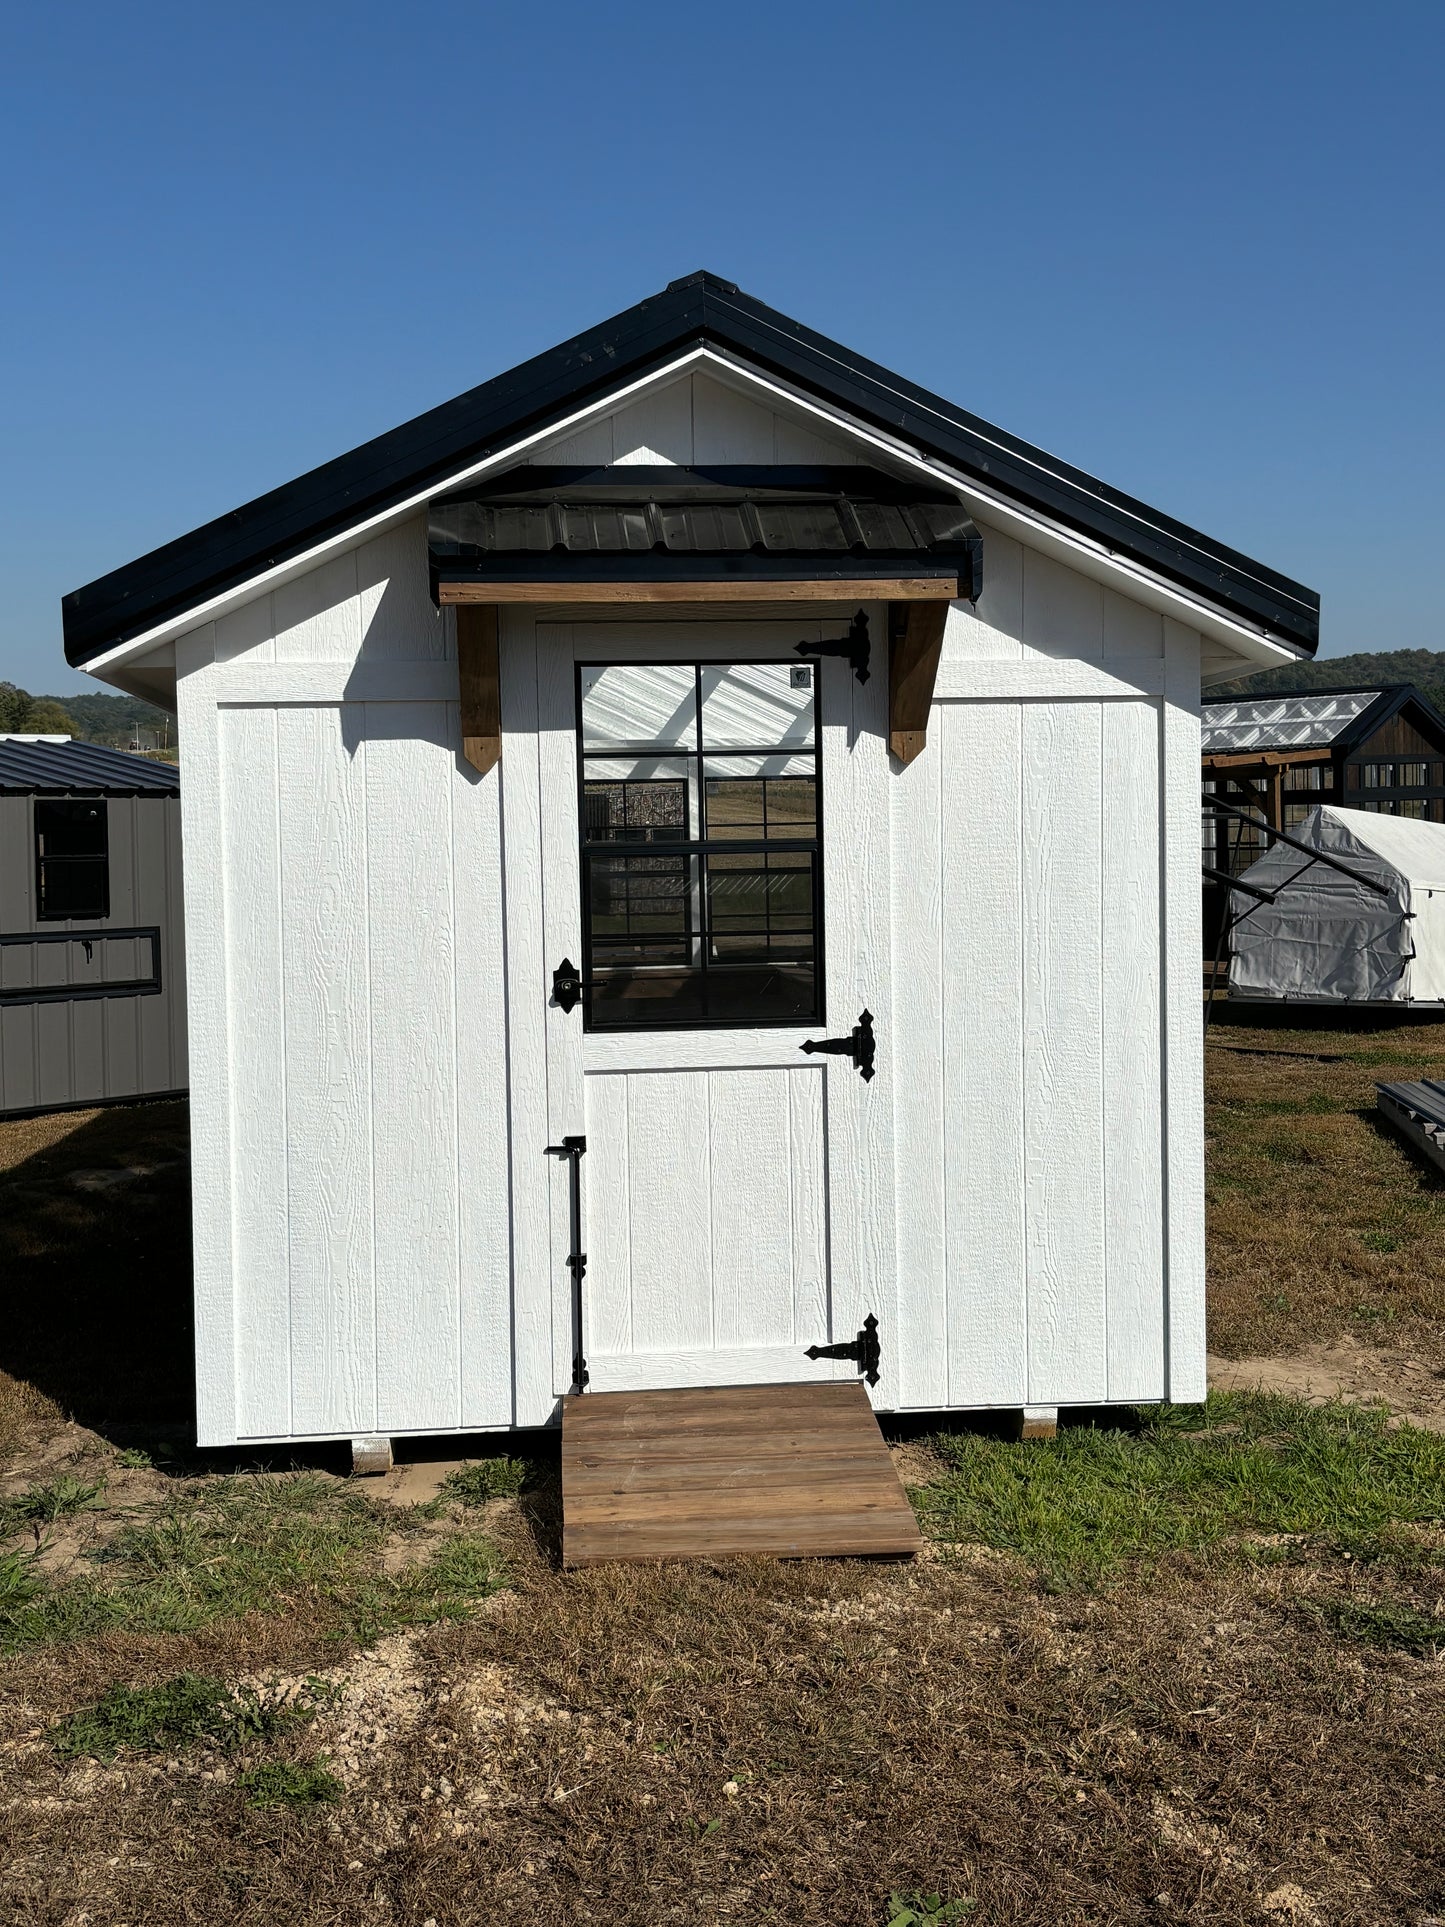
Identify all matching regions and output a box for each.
[913,1391,1445,1586]
[1312,1597,1445,1655]
[238,1759,343,1809]
[441,1456,529,1505]
[0,1473,105,1535]
[51,1672,315,1762]
[1,1471,505,1653]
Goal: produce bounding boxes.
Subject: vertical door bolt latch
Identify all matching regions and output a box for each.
[544,1135,589,1392]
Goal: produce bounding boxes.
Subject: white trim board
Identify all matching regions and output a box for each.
[84,348,1301,686]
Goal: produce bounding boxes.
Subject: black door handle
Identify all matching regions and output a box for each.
[552,957,581,1013]
[800,1009,875,1081]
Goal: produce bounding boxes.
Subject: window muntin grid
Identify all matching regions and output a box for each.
[577,662,823,1030]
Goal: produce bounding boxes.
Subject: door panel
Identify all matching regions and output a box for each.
[582,1061,829,1386]
[518,616,896,1406]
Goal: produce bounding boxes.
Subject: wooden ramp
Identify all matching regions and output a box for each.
[561,1380,922,1568]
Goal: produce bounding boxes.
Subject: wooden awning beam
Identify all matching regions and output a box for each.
[1203,748,1334,771]
[888,598,952,766]
[438,577,958,606]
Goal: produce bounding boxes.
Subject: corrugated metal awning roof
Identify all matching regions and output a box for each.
[428,466,982,596]
[1201,691,1382,752]
[0,736,180,795]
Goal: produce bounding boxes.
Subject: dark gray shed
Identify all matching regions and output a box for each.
[0,737,186,1117]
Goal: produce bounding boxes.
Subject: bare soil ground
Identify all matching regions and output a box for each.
[2,1021,1445,1926]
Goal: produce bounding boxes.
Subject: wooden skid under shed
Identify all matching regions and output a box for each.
[561,1381,922,1567]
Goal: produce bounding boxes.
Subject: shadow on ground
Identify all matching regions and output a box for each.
[0,1102,196,1448]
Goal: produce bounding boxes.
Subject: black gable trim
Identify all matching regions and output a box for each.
[62,269,1319,665]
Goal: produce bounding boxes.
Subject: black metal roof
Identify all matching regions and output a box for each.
[62,269,1320,666]
[0,737,180,795]
[428,465,982,595]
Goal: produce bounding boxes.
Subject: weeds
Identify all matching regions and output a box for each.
[237,1760,343,1809]
[52,1673,316,1762]
[913,1391,1445,1585]
[441,1456,530,1505]
[0,1474,105,1536]
[886,1896,976,1923]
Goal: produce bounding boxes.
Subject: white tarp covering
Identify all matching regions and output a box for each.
[1230,805,1445,1004]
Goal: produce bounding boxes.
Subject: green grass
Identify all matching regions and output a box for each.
[912,1391,1445,1586]
[52,1672,318,1762]
[237,1760,343,1809]
[1311,1597,1445,1655]
[0,1472,506,1653]
[441,1456,530,1505]
[885,1897,976,1924]
[0,1474,105,1536]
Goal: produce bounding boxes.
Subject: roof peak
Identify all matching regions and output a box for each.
[665,269,740,294]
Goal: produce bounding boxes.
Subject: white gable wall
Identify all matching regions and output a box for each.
[534,369,863,466]
[173,387,1205,1444]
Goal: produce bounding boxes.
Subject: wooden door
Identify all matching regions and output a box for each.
[514,617,896,1406]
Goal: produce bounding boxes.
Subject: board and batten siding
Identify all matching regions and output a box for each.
[176,517,513,1445]
[890,520,1205,1409]
[0,791,187,1116]
[533,370,863,467]
[174,462,1205,1443]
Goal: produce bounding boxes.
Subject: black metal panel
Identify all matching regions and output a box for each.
[63,269,1320,664]
[0,738,180,796]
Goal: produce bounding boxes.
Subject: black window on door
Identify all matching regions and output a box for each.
[35,798,110,921]
[577,660,823,1030]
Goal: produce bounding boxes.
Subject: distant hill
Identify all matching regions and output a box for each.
[2,683,174,754]
[1211,649,1445,711]
[42,689,174,750]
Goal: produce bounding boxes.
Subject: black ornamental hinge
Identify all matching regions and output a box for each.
[794,610,870,685]
[800,1009,876,1081]
[805,1313,881,1388]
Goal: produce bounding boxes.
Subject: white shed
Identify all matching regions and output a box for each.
[62,272,1320,1456]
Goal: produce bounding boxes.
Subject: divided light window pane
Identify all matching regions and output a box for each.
[700,663,814,750]
[580,664,697,752]
[576,659,822,1031]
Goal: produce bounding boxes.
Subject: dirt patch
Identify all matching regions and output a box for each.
[1210,1337,1445,1431]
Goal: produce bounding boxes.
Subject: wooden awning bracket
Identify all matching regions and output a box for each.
[456,604,500,775]
[887,598,951,766]
[455,586,955,775]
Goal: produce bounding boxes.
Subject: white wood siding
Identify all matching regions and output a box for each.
[890,520,1202,1409]
[535,372,862,467]
[180,526,512,1444]
[178,470,1205,1440]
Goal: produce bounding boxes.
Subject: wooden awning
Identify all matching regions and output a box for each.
[442,467,977,775]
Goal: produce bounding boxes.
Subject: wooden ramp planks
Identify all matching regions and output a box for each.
[561,1380,922,1567]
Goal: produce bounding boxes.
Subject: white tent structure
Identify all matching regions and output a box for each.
[1230,805,1445,1005]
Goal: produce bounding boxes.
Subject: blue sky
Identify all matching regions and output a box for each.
[2,1,1440,693]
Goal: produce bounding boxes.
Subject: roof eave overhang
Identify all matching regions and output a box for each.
[68,282,1319,680]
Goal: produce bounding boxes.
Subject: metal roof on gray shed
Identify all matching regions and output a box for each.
[1201,691,1382,752]
[0,736,180,795]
